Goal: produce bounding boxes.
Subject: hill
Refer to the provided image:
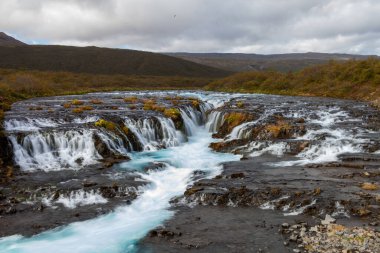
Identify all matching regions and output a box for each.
[0,33,230,78]
[206,58,380,107]
[0,32,26,47]
[166,52,377,72]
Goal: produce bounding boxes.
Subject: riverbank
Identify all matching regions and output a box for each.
[139,93,380,252]
[206,58,380,109]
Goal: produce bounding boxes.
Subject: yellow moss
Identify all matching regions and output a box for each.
[191,99,200,108]
[163,108,181,120]
[264,121,291,138]
[123,96,138,103]
[225,112,250,131]
[142,99,165,112]
[90,99,103,104]
[72,107,84,113]
[236,101,244,108]
[122,126,129,135]
[94,119,116,131]
[63,103,71,109]
[71,99,84,105]
[82,106,94,111]
[361,182,379,191]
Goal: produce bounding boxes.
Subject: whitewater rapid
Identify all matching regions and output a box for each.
[0,116,239,253]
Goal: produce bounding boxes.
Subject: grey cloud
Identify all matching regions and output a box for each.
[0,0,379,54]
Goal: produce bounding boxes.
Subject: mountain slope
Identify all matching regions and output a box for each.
[166,52,377,72]
[0,45,230,77]
[0,32,26,46]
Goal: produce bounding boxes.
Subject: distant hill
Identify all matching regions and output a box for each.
[0,32,26,46]
[0,33,230,78]
[166,52,378,72]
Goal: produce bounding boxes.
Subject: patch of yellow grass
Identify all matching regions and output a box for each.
[361,183,378,191]
[71,99,84,105]
[94,119,116,131]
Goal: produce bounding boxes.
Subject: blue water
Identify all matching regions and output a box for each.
[0,127,239,253]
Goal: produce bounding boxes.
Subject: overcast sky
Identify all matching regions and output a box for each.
[1,0,379,54]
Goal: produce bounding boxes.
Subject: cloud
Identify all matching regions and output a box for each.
[0,0,379,54]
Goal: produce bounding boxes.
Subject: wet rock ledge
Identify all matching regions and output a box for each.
[140,95,380,253]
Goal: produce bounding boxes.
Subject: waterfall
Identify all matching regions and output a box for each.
[226,121,254,140]
[9,130,101,171]
[179,106,203,136]
[206,111,225,133]
[124,116,183,151]
[96,131,131,155]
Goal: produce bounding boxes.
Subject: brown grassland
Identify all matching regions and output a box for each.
[1,58,380,136]
[206,58,380,108]
[0,68,212,135]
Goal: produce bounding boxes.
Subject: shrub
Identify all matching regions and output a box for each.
[63,103,71,109]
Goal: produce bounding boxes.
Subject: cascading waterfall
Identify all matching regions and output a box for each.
[179,105,204,136]
[124,116,183,151]
[206,111,225,133]
[6,96,213,172]
[0,101,240,253]
[96,131,131,155]
[227,120,254,140]
[9,130,101,171]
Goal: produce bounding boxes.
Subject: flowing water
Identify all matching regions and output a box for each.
[1,91,379,252]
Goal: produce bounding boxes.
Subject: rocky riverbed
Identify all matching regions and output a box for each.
[0,91,379,252]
